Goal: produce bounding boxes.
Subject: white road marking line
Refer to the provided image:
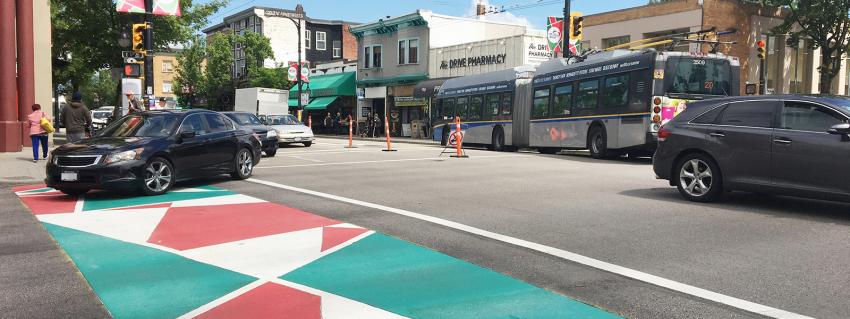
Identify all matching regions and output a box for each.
[73,194,85,213]
[256,154,520,169]
[245,178,814,319]
[286,155,324,163]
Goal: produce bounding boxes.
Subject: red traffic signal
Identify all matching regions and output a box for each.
[756,40,766,60]
[756,40,766,48]
[124,63,142,77]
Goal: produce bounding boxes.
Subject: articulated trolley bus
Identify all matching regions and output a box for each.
[432,49,740,158]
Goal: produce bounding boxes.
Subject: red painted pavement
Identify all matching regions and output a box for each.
[321,226,369,252]
[12,183,48,193]
[147,202,340,250]
[18,193,77,215]
[196,282,321,319]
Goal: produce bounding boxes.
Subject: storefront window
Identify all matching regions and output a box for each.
[789,40,809,94]
[763,35,778,94]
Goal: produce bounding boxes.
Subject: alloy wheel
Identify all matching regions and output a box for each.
[679,159,713,197]
[238,150,253,177]
[145,161,172,193]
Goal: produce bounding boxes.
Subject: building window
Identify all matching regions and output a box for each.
[397,39,419,64]
[364,46,371,68]
[364,45,382,68]
[162,81,173,93]
[372,45,382,68]
[304,29,311,49]
[161,60,174,73]
[602,36,630,49]
[333,41,341,58]
[788,39,809,94]
[316,31,326,50]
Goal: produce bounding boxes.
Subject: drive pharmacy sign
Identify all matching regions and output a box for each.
[440,54,507,69]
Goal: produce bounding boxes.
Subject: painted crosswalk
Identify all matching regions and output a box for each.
[13,184,620,319]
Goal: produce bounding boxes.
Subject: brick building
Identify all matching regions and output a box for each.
[581,0,849,95]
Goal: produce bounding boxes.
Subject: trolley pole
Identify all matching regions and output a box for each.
[562,0,571,58]
[144,0,154,107]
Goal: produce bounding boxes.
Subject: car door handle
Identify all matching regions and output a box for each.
[709,132,725,137]
[773,138,792,145]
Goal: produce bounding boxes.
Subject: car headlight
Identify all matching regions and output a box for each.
[306,128,314,135]
[266,130,277,138]
[104,148,143,165]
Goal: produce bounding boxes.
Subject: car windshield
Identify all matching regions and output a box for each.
[227,113,263,126]
[267,115,300,125]
[664,57,732,96]
[96,114,180,138]
[93,112,110,119]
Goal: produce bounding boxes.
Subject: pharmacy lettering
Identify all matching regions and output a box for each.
[440,54,507,69]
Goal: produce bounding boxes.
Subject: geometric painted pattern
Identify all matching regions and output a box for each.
[13,184,620,319]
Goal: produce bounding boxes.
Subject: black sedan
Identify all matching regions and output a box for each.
[222,112,279,156]
[653,95,850,202]
[46,109,262,196]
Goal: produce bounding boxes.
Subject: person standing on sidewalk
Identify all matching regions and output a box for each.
[125,91,144,113]
[62,92,92,143]
[323,112,332,134]
[27,104,51,162]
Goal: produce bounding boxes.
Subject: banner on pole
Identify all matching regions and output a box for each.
[546,17,564,55]
[287,61,310,83]
[117,0,181,16]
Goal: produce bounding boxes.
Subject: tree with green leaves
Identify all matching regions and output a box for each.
[51,0,227,91]
[757,0,850,94]
[79,69,119,108]
[203,32,236,109]
[174,37,207,108]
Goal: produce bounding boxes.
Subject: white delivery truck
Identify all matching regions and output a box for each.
[234,87,289,116]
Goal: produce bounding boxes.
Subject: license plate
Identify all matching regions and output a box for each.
[61,172,78,182]
[294,137,302,141]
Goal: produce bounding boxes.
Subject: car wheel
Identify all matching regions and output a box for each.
[491,127,505,152]
[141,157,174,196]
[588,126,609,159]
[675,153,723,202]
[265,149,277,157]
[231,148,254,180]
[59,188,88,196]
[303,141,312,147]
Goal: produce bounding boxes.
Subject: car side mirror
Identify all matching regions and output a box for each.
[827,123,850,135]
[178,131,196,142]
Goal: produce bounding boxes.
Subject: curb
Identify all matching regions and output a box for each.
[316,135,440,146]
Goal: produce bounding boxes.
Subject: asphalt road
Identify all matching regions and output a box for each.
[204,137,849,319]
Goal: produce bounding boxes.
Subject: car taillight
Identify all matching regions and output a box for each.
[657,126,672,141]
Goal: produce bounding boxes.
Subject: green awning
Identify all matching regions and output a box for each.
[289,72,356,99]
[305,96,338,110]
[288,99,299,107]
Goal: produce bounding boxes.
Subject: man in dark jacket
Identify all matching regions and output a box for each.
[62,92,92,143]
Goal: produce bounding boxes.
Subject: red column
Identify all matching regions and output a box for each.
[0,0,22,152]
[17,0,35,147]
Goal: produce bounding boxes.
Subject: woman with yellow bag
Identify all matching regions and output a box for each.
[27,104,53,162]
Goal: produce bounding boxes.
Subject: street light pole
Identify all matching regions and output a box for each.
[144,0,154,108]
[562,0,570,58]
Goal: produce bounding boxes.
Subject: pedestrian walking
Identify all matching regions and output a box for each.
[371,113,381,138]
[334,112,342,135]
[62,92,92,143]
[322,112,332,134]
[28,104,52,162]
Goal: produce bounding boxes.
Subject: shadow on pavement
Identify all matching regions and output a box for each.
[620,187,850,224]
[532,152,653,166]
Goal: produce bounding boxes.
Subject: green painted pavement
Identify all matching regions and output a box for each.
[43,223,256,319]
[283,233,621,319]
[82,188,234,211]
[19,187,55,194]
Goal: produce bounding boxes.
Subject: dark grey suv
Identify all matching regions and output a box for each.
[653,95,850,202]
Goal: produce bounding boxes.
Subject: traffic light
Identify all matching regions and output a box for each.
[756,40,766,60]
[132,23,147,54]
[569,13,584,41]
[123,63,142,78]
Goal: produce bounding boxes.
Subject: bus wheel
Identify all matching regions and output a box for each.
[588,126,609,159]
[440,127,449,146]
[491,127,505,152]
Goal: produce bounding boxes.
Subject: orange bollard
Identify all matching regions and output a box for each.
[308,115,312,129]
[344,115,357,148]
[382,115,397,152]
[451,116,468,158]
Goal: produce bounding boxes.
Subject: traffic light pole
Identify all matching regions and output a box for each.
[144,0,154,107]
[562,0,570,58]
[759,58,766,95]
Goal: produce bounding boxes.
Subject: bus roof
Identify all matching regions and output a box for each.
[437,65,534,98]
[532,50,657,87]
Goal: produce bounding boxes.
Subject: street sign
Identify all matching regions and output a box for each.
[300,92,309,105]
[122,51,144,59]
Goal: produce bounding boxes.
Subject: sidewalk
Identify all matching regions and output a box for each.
[0,147,52,184]
[316,134,440,146]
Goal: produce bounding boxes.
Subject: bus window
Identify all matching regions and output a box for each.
[576,80,599,109]
[500,92,513,115]
[533,87,550,118]
[433,99,443,119]
[486,94,501,118]
[552,84,573,116]
[469,96,483,121]
[456,96,469,120]
[443,98,456,118]
[602,74,630,107]
[664,57,731,96]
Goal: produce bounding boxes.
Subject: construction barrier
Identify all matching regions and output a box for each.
[382,115,396,152]
[450,117,468,158]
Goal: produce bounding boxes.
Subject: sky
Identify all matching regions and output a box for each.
[199,0,649,30]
